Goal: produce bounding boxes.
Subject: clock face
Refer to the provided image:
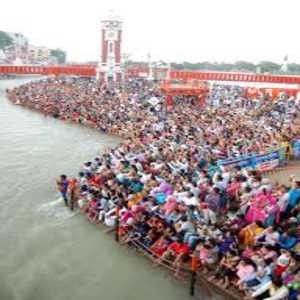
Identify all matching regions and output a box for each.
[105,30,117,41]
[104,21,120,30]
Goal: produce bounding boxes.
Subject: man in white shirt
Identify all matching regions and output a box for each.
[257,226,280,246]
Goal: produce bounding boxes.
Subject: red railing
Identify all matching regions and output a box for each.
[2,65,300,85]
[0,65,96,76]
[169,71,300,85]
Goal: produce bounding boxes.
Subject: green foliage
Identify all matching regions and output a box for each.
[0,31,13,49]
[234,61,256,72]
[287,63,300,74]
[130,60,300,75]
[169,60,300,75]
[257,61,281,73]
[50,48,66,64]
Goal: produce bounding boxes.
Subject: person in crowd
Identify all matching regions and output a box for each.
[56,174,69,206]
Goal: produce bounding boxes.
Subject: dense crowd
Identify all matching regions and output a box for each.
[8,77,161,137]
[8,78,300,299]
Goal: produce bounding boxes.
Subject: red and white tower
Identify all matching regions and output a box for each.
[97,13,122,82]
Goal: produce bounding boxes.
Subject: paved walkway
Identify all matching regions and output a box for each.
[267,161,300,185]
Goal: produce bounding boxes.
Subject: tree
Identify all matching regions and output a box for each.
[257,61,281,74]
[169,60,300,74]
[0,31,14,49]
[171,62,184,70]
[287,63,300,74]
[182,61,199,70]
[197,62,217,70]
[50,48,66,64]
[216,62,233,71]
[234,61,256,72]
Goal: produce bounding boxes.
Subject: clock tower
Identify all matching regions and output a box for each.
[97,13,122,82]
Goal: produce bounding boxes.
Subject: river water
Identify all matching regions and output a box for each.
[0,79,205,300]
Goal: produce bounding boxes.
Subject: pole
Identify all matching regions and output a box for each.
[167,62,171,80]
[189,252,198,296]
[115,206,120,242]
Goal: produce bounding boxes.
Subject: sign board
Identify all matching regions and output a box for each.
[217,148,285,171]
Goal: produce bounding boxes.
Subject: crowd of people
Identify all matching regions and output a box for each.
[8,77,300,299]
[8,77,160,137]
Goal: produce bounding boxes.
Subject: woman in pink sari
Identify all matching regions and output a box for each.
[245,188,279,225]
[245,197,267,224]
[256,188,276,206]
[162,196,177,215]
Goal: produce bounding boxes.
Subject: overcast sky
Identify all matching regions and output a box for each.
[1,0,299,63]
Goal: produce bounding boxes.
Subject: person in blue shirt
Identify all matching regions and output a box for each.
[57,174,69,207]
[278,232,298,250]
[287,181,300,212]
[130,179,144,193]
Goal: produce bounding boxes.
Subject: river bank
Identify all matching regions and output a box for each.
[0,74,43,80]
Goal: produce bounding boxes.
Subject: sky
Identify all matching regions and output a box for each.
[1,0,300,64]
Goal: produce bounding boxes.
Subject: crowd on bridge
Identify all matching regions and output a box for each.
[7,77,300,300]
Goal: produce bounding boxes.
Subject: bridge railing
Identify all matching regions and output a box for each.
[2,65,300,84]
[170,71,300,85]
[0,65,96,76]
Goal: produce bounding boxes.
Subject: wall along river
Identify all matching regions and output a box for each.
[0,79,216,300]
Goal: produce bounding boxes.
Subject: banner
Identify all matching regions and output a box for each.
[293,140,300,158]
[217,148,286,171]
[254,151,281,172]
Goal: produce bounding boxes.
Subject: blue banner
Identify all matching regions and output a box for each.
[293,140,300,158]
[217,148,284,171]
